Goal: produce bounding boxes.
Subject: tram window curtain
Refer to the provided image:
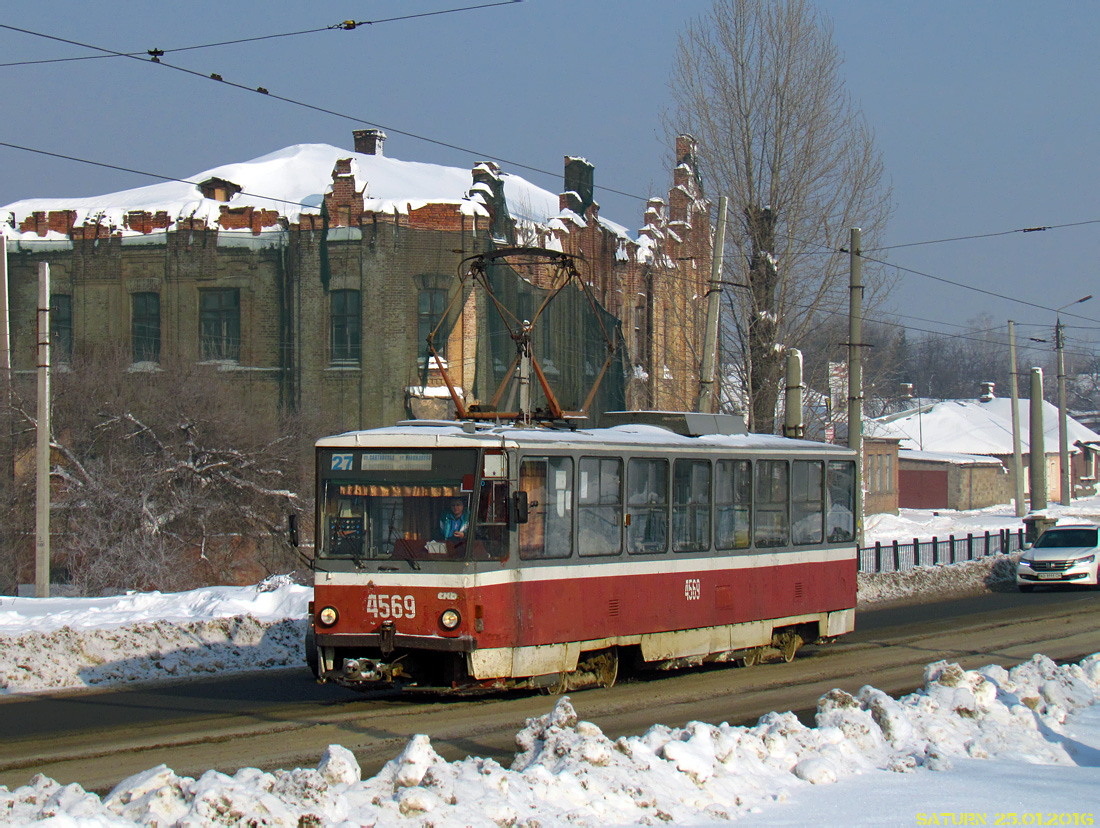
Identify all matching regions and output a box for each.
[715,459,752,551]
[627,458,668,554]
[754,460,789,548]
[826,460,857,543]
[519,456,574,559]
[673,459,711,552]
[578,457,622,556]
[791,460,824,545]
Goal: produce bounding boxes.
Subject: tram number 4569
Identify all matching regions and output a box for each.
[366,594,417,619]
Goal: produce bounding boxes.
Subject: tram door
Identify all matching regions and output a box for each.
[518,456,573,559]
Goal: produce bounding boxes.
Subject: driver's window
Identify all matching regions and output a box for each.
[327,492,365,557]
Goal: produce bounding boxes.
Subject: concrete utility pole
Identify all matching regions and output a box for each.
[0,237,11,486]
[848,228,864,547]
[698,196,727,414]
[783,348,804,438]
[1028,367,1047,513]
[1008,321,1025,517]
[36,262,51,598]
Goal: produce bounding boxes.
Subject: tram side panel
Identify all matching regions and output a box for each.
[470,550,855,668]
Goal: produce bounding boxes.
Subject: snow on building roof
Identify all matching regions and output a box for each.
[2,142,639,248]
[900,449,1005,466]
[875,397,1100,456]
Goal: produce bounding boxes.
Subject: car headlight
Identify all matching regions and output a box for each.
[1074,554,1095,565]
[439,609,461,631]
[318,606,339,627]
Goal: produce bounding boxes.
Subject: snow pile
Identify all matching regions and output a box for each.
[0,576,309,695]
[857,552,1019,605]
[2,655,1098,826]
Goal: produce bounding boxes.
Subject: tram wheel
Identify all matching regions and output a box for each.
[593,648,619,689]
[304,622,319,679]
[778,633,803,663]
[737,648,760,668]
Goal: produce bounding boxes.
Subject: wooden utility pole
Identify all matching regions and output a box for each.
[698,197,727,414]
[1056,319,1070,506]
[848,228,864,547]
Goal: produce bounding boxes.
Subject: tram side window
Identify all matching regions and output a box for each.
[627,458,668,554]
[519,456,574,559]
[673,459,711,552]
[715,459,752,551]
[754,460,789,547]
[826,460,857,542]
[791,460,825,545]
[578,457,623,556]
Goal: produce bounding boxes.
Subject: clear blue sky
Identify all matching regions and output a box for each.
[1,0,1097,363]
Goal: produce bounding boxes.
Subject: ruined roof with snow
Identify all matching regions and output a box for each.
[1,142,635,246]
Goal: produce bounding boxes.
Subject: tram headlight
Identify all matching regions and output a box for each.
[318,606,339,627]
[439,608,461,631]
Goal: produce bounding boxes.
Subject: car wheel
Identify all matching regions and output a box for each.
[1018,583,1034,593]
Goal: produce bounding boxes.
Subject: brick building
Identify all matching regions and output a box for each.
[2,132,713,431]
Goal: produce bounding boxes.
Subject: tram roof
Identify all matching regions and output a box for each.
[316,419,854,456]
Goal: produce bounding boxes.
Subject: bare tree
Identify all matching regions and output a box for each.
[669,0,893,432]
[0,346,326,595]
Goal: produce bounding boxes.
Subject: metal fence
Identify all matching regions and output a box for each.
[858,528,1025,574]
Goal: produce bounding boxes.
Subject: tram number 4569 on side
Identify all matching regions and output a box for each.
[365,594,417,619]
[684,579,701,601]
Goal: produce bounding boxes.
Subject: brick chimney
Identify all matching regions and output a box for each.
[353,129,386,156]
[563,156,594,216]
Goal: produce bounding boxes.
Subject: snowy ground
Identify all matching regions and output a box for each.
[1,502,1098,825]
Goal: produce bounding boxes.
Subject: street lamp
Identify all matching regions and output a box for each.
[1055,295,1092,505]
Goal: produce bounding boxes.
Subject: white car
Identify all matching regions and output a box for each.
[1016,523,1100,592]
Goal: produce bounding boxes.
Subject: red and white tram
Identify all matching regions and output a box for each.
[306,411,858,693]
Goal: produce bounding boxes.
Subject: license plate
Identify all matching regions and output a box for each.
[1038,573,1062,580]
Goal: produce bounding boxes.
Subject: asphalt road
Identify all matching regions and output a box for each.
[0,587,1096,794]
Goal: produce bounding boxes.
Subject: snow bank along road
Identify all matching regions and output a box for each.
[1,588,1097,794]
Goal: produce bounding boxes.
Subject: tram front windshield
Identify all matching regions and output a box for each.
[319,448,481,563]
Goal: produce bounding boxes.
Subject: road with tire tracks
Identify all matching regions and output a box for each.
[1,587,1097,794]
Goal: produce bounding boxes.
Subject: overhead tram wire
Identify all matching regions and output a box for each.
[758,224,1100,327]
[7,17,1100,230]
[0,15,645,208]
[0,2,523,68]
[863,218,1100,252]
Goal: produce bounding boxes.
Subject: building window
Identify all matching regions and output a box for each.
[132,292,160,364]
[330,290,361,364]
[199,288,240,361]
[418,288,447,359]
[50,294,72,363]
